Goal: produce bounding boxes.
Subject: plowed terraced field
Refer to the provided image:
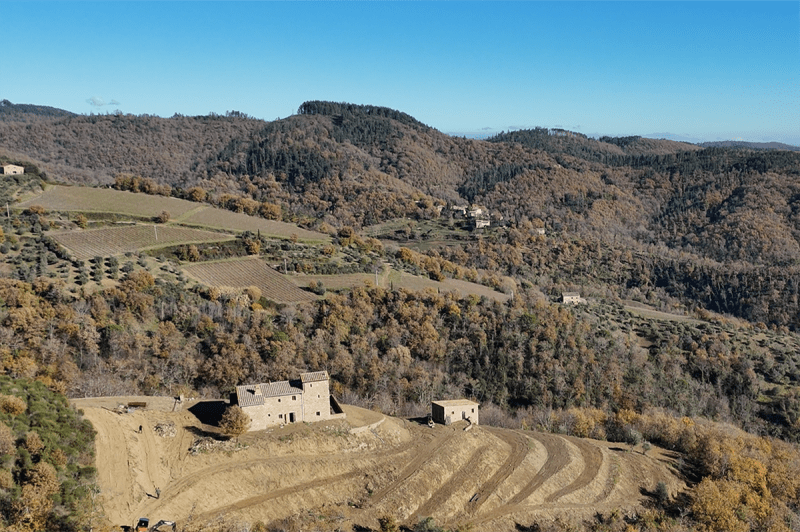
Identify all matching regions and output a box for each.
[16,185,329,242]
[291,270,511,303]
[51,225,234,260]
[75,397,685,532]
[183,257,317,303]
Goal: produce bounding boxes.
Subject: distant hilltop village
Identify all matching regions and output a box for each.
[447,203,547,233]
[448,203,497,230]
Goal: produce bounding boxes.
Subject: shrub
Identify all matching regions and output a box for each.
[219,405,250,440]
[379,515,399,532]
[25,205,46,215]
[0,422,14,455]
[413,517,444,532]
[0,394,27,416]
[0,469,12,490]
[24,431,44,456]
[655,481,669,505]
[243,286,262,302]
[308,280,326,295]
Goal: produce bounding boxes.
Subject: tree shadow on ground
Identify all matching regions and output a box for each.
[184,425,220,440]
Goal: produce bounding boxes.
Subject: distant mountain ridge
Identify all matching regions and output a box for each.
[0,99,77,120]
[699,140,800,151]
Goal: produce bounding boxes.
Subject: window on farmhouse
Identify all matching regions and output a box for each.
[316,412,320,416]
[292,396,296,401]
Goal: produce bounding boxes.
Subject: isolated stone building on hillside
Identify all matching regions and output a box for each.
[231,371,346,431]
[0,164,24,175]
[467,206,484,218]
[451,205,468,217]
[432,399,479,425]
[561,292,585,304]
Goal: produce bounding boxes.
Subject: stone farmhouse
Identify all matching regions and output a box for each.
[562,292,586,304]
[467,206,484,218]
[231,371,345,431]
[0,164,24,175]
[431,399,479,425]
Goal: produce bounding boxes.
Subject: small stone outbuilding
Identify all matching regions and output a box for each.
[431,399,479,425]
[0,164,24,175]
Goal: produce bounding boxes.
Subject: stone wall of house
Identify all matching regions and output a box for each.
[243,394,304,430]
[242,404,270,431]
[1,165,24,175]
[302,379,331,421]
[264,394,303,426]
[432,401,479,425]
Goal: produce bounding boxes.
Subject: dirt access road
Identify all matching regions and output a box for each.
[74,397,685,531]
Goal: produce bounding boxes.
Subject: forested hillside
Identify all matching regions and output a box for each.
[700,140,800,151]
[3,100,800,531]
[0,107,264,186]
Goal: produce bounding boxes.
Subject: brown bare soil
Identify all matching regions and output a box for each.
[17,186,201,219]
[622,300,702,324]
[51,225,234,260]
[292,268,510,303]
[74,397,685,532]
[177,207,329,243]
[182,257,317,304]
[15,185,329,242]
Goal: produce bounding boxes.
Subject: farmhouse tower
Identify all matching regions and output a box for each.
[300,371,331,422]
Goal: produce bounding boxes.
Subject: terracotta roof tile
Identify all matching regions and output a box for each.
[432,399,479,407]
[300,371,328,383]
[261,380,302,398]
[235,385,265,407]
[236,372,327,406]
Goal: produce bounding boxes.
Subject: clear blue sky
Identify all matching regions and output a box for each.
[2,1,798,144]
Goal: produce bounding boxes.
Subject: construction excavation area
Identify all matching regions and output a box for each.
[73,396,685,531]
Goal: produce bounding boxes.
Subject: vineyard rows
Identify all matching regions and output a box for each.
[17,185,329,243]
[17,185,200,218]
[51,225,234,260]
[179,207,328,242]
[183,257,317,303]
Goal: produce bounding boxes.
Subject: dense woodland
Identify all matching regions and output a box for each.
[2,100,800,531]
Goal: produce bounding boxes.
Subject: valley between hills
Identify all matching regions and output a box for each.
[2,100,800,532]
